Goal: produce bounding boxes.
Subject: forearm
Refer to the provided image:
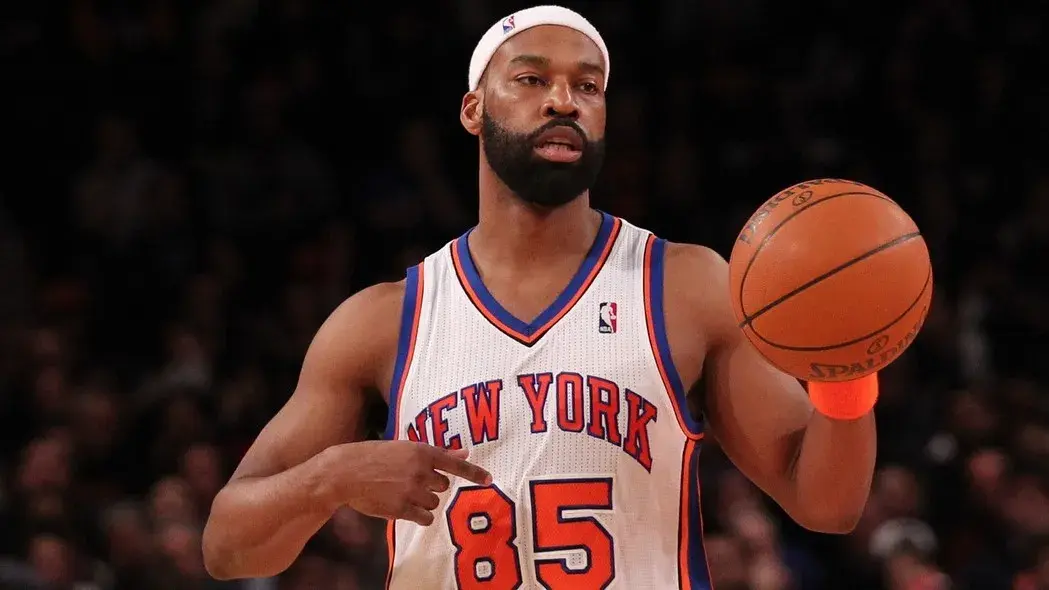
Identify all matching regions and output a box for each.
[787,375,879,533]
[203,448,340,580]
[789,409,876,533]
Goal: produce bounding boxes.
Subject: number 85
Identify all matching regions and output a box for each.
[446,477,616,590]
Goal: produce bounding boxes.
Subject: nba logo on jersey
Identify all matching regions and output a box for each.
[502,15,515,33]
[598,302,617,333]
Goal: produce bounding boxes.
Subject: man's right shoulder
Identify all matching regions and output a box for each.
[304,280,409,392]
[345,280,408,314]
[326,280,407,337]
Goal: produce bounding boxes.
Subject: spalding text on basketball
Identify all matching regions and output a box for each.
[736,177,857,244]
[866,335,890,355]
[807,307,928,380]
[736,179,870,245]
[737,191,793,245]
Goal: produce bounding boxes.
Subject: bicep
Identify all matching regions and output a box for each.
[662,242,813,498]
[230,283,403,481]
[230,383,368,483]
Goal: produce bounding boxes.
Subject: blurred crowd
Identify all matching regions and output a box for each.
[2,0,1048,589]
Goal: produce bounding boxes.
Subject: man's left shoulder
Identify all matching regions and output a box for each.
[662,241,728,278]
[660,241,736,336]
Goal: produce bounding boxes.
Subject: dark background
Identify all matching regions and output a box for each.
[2,1,1048,589]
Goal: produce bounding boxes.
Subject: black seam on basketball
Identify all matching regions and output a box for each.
[749,261,932,352]
[738,231,922,328]
[737,190,903,323]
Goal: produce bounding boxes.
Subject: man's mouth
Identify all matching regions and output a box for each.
[533,127,584,162]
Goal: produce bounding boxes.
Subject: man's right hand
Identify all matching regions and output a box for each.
[327,440,492,526]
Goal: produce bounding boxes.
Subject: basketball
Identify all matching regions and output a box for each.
[728,178,933,382]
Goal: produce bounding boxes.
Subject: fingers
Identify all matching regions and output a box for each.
[403,505,435,527]
[393,445,490,527]
[425,471,451,492]
[403,486,439,525]
[428,446,492,485]
[394,487,441,526]
[410,488,441,511]
[383,489,440,526]
[446,447,470,460]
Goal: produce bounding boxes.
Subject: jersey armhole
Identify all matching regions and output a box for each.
[642,236,704,439]
[383,263,425,441]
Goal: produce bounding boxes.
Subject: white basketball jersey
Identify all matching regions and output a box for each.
[383,212,712,590]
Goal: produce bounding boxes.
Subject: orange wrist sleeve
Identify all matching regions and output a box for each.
[807,373,879,420]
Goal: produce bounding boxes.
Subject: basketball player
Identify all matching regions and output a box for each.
[203,6,879,588]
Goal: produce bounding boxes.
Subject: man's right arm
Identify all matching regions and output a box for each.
[201,281,402,579]
[203,276,492,581]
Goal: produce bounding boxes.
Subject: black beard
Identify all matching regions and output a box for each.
[481,110,606,208]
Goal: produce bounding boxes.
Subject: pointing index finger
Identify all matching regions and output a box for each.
[429,446,492,485]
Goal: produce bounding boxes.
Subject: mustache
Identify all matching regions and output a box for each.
[528,118,588,146]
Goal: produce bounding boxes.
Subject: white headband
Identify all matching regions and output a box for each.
[467,5,610,92]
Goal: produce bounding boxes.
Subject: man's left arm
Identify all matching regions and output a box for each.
[663,242,876,534]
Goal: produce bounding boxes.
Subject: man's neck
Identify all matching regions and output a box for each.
[472,189,600,272]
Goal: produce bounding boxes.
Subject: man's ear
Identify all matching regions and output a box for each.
[460,90,482,136]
